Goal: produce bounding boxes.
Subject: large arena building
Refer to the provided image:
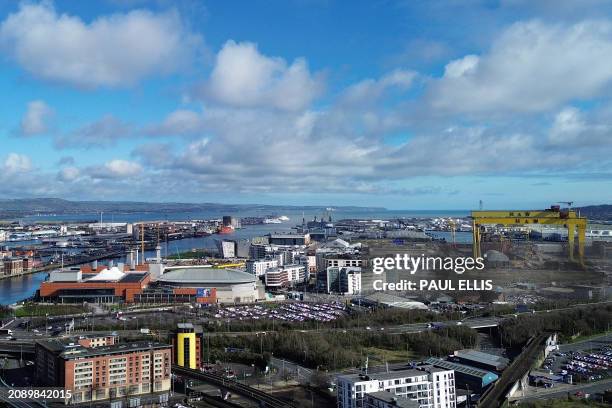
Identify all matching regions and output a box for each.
[153,266,264,304]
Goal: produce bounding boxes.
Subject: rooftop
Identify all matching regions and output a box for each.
[367,391,419,408]
[338,368,429,383]
[37,339,170,360]
[425,358,499,380]
[158,266,256,284]
[453,349,509,367]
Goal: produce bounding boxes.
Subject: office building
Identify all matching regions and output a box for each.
[326,267,361,294]
[35,336,171,404]
[172,323,203,370]
[336,367,456,408]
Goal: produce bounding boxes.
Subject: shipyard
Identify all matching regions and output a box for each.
[2,1,612,407]
[0,201,611,408]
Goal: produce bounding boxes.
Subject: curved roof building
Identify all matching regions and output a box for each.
[157,266,262,303]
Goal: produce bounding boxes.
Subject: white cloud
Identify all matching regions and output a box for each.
[57,166,80,182]
[428,20,612,113]
[548,106,611,146]
[3,153,32,173]
[203,40,324,111]
[0,2,202,88]
[442,55,479,78]
[19,100,53,136]
[340,69,416,106]
[88,159,142,179]
[144,109,205,136]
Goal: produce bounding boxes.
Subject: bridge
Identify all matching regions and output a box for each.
[477,333,551,408]
[0,342,34,358]
[172,366,297,408]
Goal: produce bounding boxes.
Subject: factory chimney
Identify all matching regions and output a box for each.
[155,244,162,263]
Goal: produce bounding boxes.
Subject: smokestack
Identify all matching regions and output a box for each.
[156,244,161,263]
[127,250,134,266]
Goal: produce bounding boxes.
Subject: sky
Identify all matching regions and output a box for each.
[1,0,612,210]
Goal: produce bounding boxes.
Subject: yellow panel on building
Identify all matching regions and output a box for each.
[176,332,196,369]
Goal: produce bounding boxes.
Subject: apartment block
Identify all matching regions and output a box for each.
[337,367,456,408]
[35,336,171,404]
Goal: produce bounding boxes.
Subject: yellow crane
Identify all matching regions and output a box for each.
[471,205,587,264]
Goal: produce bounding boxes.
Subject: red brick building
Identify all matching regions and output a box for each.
[35,336,171,404]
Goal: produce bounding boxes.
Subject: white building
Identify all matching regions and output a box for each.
[246,259,279,277]
[345,269,361,295]
[284,264,306,285]
[337,367,456,408]
[326,267,361,295]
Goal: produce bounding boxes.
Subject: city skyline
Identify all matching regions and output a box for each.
[1,1,612,210]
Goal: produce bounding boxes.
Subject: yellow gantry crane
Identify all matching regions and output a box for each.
[471,205,587,264]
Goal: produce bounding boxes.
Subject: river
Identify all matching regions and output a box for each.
[1,210,472,305]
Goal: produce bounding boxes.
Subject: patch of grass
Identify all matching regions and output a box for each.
[362,347,415,365]
[15,304,88,317]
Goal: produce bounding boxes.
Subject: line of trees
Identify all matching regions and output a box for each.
[498,303,612,347]
[206,326,479,371]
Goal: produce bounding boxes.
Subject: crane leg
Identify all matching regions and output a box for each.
[567,223,575,261]
[578,224,586,265]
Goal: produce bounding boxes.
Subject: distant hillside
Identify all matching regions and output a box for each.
[577,204,612,221]
[0,198,386,219]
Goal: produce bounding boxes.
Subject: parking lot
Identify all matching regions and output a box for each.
[538,345,612,386]
[212,302,348,323]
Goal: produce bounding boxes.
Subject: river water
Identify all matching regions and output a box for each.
[1,209,471,305]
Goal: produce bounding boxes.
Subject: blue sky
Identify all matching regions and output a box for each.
[1,0,612,210]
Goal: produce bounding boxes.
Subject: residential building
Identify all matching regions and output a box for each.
[35,337,171,404]
[265,268,288,288]
[336,367,456,408]
[284,264,306,285]
[365,391,420,408]
[246,259,279,277]
[3,257,24,276]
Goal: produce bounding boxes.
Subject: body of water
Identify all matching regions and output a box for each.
[19,208,470,224]
[1,210,472,305]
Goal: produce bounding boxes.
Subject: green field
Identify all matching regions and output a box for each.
[15,304,88,317]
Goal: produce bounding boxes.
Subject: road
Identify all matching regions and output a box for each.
[511,378,612,402]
